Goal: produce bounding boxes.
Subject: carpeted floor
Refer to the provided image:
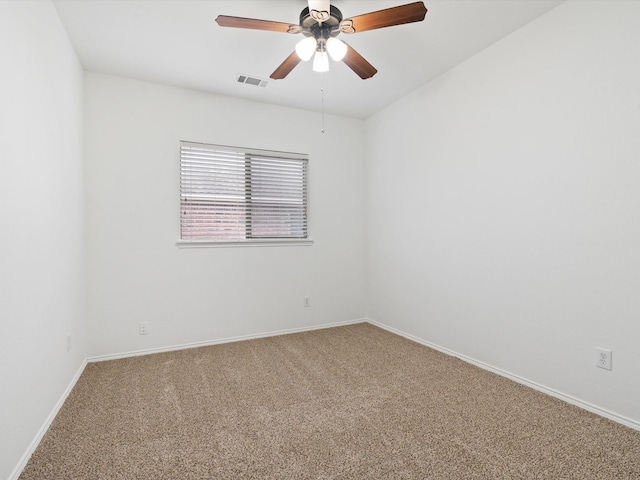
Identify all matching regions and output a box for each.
[20,323,640,479]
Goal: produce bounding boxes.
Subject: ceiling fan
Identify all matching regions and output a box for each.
[215,1,427,80]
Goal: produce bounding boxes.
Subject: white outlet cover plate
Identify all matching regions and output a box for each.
[595,347,612,370]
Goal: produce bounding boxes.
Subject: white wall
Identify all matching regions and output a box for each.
[4,1,638,476]
[365,0,640,425]
[0,2,86,478]
[84,73,366,357]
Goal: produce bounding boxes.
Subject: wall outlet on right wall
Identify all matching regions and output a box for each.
[139,322,149,335]
[595,347,612,371]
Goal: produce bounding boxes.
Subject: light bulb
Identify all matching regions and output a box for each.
[295,37,317,61]
[326,37,347,62]
[313,50,329,72]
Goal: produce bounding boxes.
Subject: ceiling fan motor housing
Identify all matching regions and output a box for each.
[299,5,343,40]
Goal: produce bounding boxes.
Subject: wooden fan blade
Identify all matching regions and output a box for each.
[215,15,297,33]
[342,1,427,34]
[270,51,302,80]
[342,44,378,79]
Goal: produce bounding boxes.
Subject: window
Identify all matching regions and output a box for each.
[180,141,309,244]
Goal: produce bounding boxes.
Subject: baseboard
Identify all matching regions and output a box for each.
[11,320,366,478]
[88,318,367,363]
[9,358,88,480]
[14,317,636,480]
[366,318,640,432]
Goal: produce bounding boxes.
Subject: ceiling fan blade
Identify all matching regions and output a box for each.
[215,15,299,34]
[270,51,303,80]
[342,44,378,79]
[341,1,427,34]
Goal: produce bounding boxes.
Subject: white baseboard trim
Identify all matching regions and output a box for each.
[13,317,637,480]
[9,358,88,480]
[366,318,640,432]
[11,320,366,478]
[87,318,367,363]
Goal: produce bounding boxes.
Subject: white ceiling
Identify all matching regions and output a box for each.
[53,0,565,119]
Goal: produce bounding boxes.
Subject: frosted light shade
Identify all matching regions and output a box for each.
[326,37,347,62]
[313,50,329,72]
[295,37,317,61]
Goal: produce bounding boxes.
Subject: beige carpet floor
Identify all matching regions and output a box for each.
[20,323,640,479]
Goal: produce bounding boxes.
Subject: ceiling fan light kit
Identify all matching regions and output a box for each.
[313,49,330,73]
[326,37,347,62]
[297,35,346,71]
[215,1,427,80]
[295,36,317,61]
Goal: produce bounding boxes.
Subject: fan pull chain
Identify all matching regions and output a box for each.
[321,74,325,134]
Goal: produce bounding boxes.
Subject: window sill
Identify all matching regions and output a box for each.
[176,239,314,248]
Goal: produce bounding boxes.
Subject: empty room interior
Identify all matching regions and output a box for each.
[2,0,640,478]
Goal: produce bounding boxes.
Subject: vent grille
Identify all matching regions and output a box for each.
[237,75,268,87]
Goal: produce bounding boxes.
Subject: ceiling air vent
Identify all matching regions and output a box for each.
[237,75,268,87]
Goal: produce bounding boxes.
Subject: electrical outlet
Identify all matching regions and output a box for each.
[139,322,149,335]
[304,296,311,308]
[66,334,71,352]
[595,347,612,370]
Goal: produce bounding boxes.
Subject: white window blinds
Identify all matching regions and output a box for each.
[180,142,308,242]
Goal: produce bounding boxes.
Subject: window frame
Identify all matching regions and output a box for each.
[177,141,312,248]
